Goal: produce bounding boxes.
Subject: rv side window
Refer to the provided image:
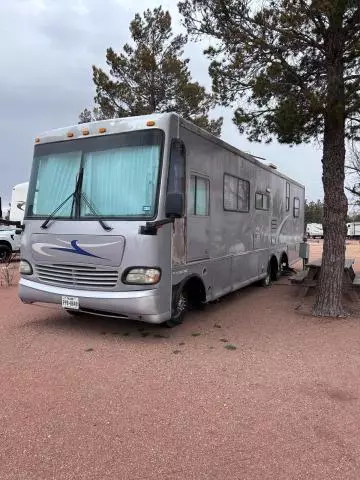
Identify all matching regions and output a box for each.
[255,193,270,210]
[189,176,209,216]
[223,174,250,212]
[286,182,290,211]
[293,197,300,217]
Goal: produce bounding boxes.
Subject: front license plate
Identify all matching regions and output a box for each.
[62,296,79,310]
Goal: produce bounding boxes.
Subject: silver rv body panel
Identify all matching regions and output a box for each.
[19,113,304,323]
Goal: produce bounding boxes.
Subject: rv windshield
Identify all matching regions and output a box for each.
[26,130,163,219]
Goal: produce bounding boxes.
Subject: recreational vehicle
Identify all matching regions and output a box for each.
[9,182,29,224]
[19,114,304,326]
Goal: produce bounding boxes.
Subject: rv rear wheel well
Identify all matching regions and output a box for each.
[175,276,206,309]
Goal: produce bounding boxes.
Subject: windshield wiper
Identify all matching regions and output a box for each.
[41,192,77,229]
[80,193,112,232]
[41,168,112,231]
[41,168,84,229]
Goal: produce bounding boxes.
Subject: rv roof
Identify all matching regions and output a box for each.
[35,113,304,189]
[36,113,172,145]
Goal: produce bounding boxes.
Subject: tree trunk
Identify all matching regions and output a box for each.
[312,16,347,317]
[312,130,347,316]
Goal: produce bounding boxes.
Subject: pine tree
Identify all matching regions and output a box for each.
[305,200,324,225]
[79,7,222,136]
[179,0,360,316]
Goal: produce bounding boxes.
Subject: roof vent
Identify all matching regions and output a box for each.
[268,163,277,170]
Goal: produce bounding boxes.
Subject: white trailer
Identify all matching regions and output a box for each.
[347,222,360,238]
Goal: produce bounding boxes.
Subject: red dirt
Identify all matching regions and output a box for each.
[1,241,360,479]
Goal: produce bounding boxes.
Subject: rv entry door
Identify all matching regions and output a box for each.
[186,174,210,262]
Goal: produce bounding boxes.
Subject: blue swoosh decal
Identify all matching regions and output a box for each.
[50,239,103,259]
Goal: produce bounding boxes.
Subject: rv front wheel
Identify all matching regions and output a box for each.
[165,288,188,328]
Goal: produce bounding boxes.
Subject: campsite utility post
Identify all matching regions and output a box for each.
[299,237,310,271]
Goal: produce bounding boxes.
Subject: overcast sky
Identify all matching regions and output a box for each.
[0,0,323,205]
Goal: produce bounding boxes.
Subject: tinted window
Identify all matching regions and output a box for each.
[255,192,270,211]
[224,174,250,212]
[286,182,290,211]
[293,197,300,217]
[189,175,209,216]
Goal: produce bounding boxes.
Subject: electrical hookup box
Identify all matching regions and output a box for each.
[299,242,310,260]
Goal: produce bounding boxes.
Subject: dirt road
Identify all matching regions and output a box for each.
[1,243,360,479]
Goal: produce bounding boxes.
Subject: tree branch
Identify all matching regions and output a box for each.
[298,0,327,33]
[344,5,360,33]
[344,75,360,81]
[186,2,317,100]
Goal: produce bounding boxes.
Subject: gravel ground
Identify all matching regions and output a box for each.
[1,242,360,479]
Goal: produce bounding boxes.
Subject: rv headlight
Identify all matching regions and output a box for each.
[19,259,33,275]
[124,268,161,285]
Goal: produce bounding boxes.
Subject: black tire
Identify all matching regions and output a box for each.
[0,245,12,263]
[164,287,188,328]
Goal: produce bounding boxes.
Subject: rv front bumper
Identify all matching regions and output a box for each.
[19,278,171,324]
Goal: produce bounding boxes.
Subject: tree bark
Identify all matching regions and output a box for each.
[312,15,348,317]
[312,128,347,316]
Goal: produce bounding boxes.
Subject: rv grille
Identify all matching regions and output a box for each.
[35,264,119,289]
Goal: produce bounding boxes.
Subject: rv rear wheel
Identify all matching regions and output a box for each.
[164,288,188,328]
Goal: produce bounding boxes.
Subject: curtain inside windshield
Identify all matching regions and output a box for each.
[81,145,160,217]
[32,152,81,216]
[27,130,163,219]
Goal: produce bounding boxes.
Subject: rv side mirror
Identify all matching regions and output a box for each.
[165,192,184,219]
[0,196,2,219]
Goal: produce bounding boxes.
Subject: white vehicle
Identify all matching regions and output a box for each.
[0,182,29,261]
[0,226,21,262]
[9,182,29,223]
[306,223,323,238]
[347,222,360,238]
